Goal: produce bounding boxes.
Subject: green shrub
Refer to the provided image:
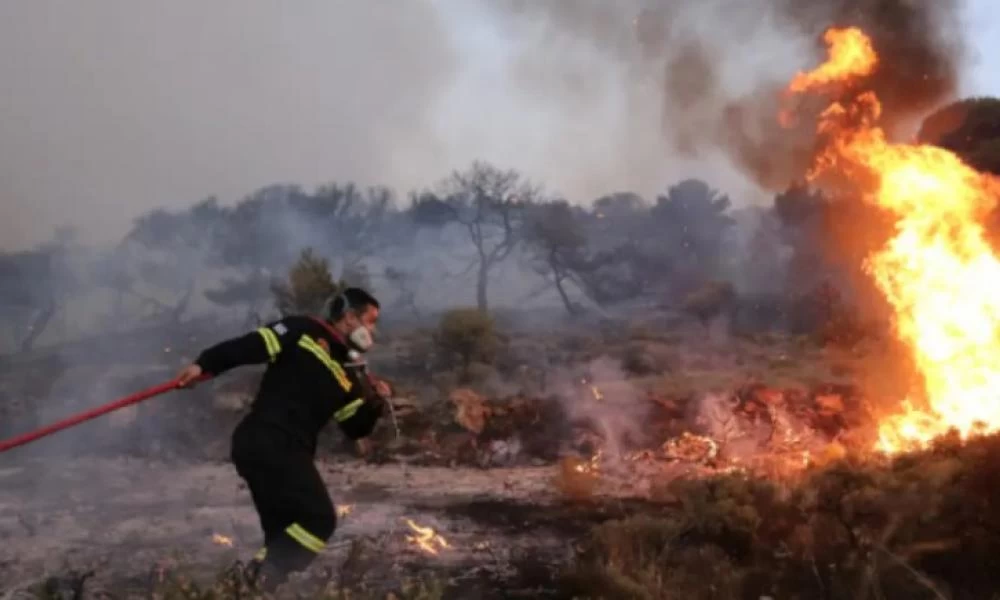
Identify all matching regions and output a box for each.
[434,308,498,380]
[270,249,371,317]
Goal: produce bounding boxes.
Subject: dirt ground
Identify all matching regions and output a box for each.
[0,454,632,598]
[0,315,897,598]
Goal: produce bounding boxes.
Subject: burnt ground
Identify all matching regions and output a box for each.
[0,315,911,599]
[0,456,652,599]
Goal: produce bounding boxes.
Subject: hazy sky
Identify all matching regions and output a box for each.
[0,0,997,250]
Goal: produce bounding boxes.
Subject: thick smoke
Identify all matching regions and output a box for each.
[0,1,971,250]
[487,0,967,190]
[0,1,458,249]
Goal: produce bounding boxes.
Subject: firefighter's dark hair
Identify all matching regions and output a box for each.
[326,287,380,321]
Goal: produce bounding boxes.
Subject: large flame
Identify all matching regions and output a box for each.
[786,27,1000,454]
[788,27,878,94]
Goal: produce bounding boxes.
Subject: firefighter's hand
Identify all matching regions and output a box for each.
[175,364,204,388]
[372,378,392,398]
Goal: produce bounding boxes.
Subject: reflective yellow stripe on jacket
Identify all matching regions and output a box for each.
[256,327,281,362]
[334,398,364,422]
[297,335,353,392]
[285,522,326,553]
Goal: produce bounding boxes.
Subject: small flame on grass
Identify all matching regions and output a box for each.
[574,449,603,473]
[336,504,354,518]
[212,533,233,547]
[403,518,450,555]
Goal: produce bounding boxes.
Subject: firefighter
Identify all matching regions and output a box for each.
[174,287,390,591]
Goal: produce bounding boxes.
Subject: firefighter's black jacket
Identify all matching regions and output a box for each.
[194,315,383,454]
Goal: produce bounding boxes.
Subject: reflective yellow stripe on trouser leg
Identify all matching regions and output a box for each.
[285,523,326,553]
[256,328,281,362]
[254,547,267,561]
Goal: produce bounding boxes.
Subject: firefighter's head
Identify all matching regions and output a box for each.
[325,287,380,352]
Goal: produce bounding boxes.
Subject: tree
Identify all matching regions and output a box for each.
[592,192,648,219]
[556,180,736,309]
[772,183,831,295]
[126,197,226,325]
[205,183,392,322]
[89,242,140,328]
[270,248,371,317]
[681,280,738,328]
[203,185,307,322]
[648,178,736,294]
[523,200,589,315]
[383,266,421,318]
[917,97,1000,175]
[0,231,78,351]
[412,161,537,311]
[288,182,395,270]
[204,271,273,327]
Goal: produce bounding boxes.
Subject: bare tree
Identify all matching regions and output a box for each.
[0,229,78,352]
[411,161,537,311]
[523,200,589,315]
[290,182,395,271]
[126,197,226,326]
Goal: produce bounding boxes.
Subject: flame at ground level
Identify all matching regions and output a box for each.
[403,518,450,556]
[789,27,1000,454]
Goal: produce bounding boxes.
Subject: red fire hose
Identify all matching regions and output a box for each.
[0,375,208,453]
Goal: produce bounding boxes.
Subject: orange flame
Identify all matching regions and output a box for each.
[404,518,450,555]
[785,27,1000,453]
[788,27,878,94]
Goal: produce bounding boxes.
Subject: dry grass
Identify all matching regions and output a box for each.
[561,433,1000,599]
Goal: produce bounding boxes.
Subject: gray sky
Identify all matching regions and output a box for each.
[1,0,997,249]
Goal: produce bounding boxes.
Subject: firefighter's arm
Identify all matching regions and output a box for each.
[193,319,293,377]
[328,366,386,440]
[335,394,385,440]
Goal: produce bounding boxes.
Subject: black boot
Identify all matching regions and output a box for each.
[254,559,289,593]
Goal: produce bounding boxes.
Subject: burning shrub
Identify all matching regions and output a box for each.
[554,455,602,501]
[433,308,499,380]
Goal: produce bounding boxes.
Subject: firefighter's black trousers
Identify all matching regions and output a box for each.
[231,418,336,583]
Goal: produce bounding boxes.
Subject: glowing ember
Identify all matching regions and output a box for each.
[211,533,233,547]
[663,432,718,463]
[785,27,1000,453]
[574,449,603,474]
[403,518,450,555]
[336,504,354,518]
[590,385,604,402]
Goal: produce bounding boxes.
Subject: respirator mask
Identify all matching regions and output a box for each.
[347,325,374,353]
